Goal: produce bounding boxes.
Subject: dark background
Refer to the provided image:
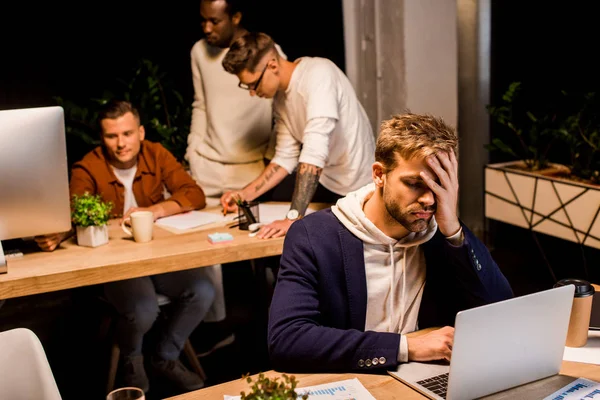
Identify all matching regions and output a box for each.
[488,0,600,293]
[490,2,600,99]
[1,1,600,399]
[0,1,346,110]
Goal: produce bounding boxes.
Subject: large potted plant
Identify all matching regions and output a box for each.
[485,82,600,250]
[71,193,113,248]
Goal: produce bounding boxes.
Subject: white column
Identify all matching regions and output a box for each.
[403,0,458,127]
[343,0,458,132]
[457,0,491,238]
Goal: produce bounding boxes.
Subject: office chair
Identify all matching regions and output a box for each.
[0,328,62,400]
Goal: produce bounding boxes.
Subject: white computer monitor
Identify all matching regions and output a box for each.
[0,106,71,270]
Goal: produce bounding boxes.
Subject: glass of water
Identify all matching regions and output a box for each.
[106,387,145,400]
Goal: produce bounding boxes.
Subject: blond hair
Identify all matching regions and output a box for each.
[376,113,458,171]
[222,32,277,74]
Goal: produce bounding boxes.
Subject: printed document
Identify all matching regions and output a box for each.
[543,378,600,400]
[155,211,226,230]
[224,378,375,400]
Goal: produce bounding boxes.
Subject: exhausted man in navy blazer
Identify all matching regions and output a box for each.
[268,112,514,372]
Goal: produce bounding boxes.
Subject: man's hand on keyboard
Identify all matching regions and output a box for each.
[406,326,454,362]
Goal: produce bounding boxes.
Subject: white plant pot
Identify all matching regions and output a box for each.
[76,225,109,248]
[485,161,600,249]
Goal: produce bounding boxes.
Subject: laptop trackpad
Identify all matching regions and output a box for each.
[478,375,577,400]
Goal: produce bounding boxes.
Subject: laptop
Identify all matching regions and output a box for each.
[389,285,575,400]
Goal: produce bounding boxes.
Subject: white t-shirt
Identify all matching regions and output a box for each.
[111,165,138,213]
[270,57,375,195]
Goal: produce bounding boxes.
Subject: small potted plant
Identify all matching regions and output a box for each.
[71,192,113,248]
[240,373,309,400]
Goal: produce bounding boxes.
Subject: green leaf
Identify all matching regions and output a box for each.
[240,373,306,399]
[490,138,518,158]
[71,193,113,227]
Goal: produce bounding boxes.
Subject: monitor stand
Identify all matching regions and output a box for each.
[0,241,7,274]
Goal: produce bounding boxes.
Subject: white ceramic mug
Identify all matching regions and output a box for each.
[121,211,154,243]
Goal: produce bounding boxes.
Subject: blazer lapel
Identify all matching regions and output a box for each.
[338,229,367,331]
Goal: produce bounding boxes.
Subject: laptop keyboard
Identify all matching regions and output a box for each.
[417,372,449,399]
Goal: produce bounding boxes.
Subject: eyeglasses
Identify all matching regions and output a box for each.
[238,62,269,91]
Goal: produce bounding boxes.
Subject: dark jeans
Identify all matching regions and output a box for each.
[104,268,215,360]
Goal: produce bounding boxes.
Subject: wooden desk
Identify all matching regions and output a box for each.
[0,204,328,300]
[167,370,421,400]
[168,327,600,399]
[166,361,600,400]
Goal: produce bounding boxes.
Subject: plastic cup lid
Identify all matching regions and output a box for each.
[554,278,595,297]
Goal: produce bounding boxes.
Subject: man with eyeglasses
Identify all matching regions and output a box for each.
[221,32,375,239]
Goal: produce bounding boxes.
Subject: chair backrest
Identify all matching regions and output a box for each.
[0,328,62,400]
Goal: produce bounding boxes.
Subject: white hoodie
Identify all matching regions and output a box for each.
[331,183,438,362]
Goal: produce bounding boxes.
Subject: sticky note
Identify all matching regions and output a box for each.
[208,232,234,244]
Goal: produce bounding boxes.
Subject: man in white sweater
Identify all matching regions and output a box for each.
[220,32,375,239]
[185,0,285,355]
[186,1,285,197]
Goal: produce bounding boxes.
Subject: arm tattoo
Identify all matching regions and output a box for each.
[254,164,281,192]
[290,163,323,216]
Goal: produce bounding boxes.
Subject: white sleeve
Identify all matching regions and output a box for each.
[185,44,208,163]
[270,110,301,174]
[445,226,465,246]
[298,117,336,168]
[398,335,409,363]
[304,62,340,121]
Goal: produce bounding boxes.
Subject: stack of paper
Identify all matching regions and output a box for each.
[155,211,227,230]
[563,330,600,365]
[224,378,375,400]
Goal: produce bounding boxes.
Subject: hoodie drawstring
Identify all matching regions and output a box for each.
[388,244,407,334]
[397,253,407,333]
[388,244,395,332]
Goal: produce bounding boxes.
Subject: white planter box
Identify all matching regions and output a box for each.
[76,225,109,248]
[485,161,600,250]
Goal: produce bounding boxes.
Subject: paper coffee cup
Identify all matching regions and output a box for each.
[554,278,595,347]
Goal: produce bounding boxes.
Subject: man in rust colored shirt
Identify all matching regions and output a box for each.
[35,100,212,393]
